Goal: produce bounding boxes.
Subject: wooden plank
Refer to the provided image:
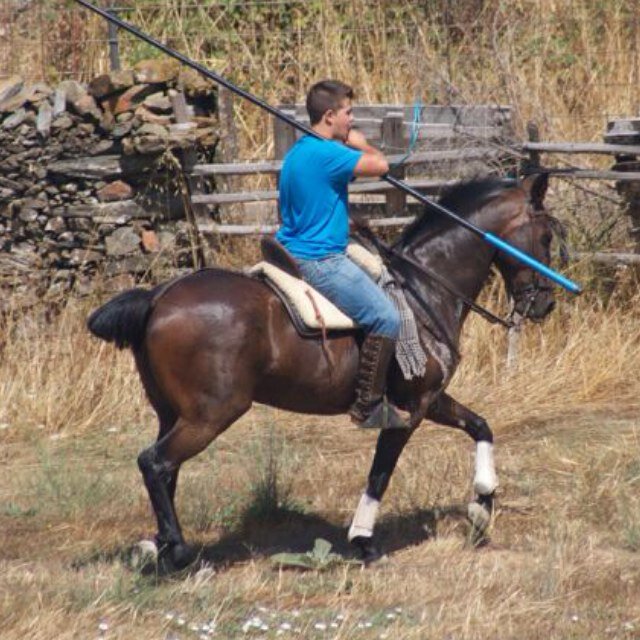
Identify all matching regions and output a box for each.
[350,177,458,194]
[191,147,507,177]
[286,113,507,144]
[198,215,416,235]
[522,141,640,155]
[191,177,457,205]
[549,169,640,180]
[193,160,283,175]
[574,251,640,265]
[191,189,279,205]
[290,103,511,125]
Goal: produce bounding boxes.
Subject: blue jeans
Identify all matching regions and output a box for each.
[295,253,400,339]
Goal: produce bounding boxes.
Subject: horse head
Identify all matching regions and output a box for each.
[492,173,562,322]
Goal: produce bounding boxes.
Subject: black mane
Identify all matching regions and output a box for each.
[397,176,519,247]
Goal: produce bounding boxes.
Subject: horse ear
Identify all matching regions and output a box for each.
[522,172,549,209]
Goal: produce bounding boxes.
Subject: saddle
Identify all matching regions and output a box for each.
[249,236,383,338]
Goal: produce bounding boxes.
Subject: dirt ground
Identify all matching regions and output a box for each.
[2,400,639,639]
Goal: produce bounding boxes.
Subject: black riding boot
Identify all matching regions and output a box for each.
[349,334,409,430]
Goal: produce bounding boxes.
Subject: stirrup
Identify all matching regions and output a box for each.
[352,400,409,430]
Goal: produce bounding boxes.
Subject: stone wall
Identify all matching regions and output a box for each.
[0,59,219,307]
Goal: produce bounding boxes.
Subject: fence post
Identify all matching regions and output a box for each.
[218,87,238,163]
[273,108,297,160]
[273,108,297,223]
[382,111,406,217]
[605,117,640,253]
[107,6,121,71]
[521,121,541,174]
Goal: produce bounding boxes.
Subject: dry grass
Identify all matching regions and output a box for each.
[5,1,640,144]
[2,2,640,637]
[1,265,639,639]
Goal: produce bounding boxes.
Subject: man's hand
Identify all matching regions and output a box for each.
[345,128,370,150]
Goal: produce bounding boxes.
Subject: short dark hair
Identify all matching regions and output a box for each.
[306,80,354,125]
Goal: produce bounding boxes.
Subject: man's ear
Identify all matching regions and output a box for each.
[323,108,335,126]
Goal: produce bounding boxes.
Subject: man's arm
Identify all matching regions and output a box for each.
[347,128,389,177]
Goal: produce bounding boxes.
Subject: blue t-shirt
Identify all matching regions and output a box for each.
[276,136,362,259]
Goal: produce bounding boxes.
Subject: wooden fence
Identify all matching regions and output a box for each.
[184,101,517,235]
[182,100,640,264]
[520,117,640,260]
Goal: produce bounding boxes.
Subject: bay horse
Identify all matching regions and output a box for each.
[88,173,558,572]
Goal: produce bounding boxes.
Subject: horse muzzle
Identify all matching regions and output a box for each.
[512,286,556,322]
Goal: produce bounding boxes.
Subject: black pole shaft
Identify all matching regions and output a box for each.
[74,0,477,234]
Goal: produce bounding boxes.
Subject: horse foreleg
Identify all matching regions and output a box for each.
[349,428,415,563]
[427,393,497,534]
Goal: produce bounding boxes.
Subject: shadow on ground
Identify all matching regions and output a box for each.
[70,501,477,575]
[196,501,472,568]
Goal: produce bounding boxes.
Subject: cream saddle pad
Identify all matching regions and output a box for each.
[248,243,383,331]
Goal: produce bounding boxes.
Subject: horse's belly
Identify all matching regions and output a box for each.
[254,336,358,415]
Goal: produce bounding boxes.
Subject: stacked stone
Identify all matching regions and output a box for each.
[0,59,218,305]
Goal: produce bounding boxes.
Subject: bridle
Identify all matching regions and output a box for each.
[502,203,565,324]
[356,197,564,332]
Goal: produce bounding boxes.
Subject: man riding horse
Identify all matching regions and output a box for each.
[276,79,407,430]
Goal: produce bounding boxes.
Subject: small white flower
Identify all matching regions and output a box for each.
[314,622,327,631]
[98,621,108,632]
[280,622,292,630]
[386,613,396,620]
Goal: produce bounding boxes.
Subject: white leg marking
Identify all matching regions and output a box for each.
[473,441,498,495]
[348,493,380,541]
[130,539,158,569]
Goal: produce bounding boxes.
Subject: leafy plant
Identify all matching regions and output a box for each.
[270,538,351,570]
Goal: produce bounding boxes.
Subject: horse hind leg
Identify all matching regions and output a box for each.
[427,393,497,537]
[137,403,250,573]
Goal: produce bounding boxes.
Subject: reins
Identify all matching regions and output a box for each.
[354,225,515,330]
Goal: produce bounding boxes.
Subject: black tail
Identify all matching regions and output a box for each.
[87,288,156,350]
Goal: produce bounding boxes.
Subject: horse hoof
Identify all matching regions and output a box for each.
[351,536,384,565]
[169,543,198,570]
[129,539,158,571]
[148,543,199,575]
[467,501,491,533]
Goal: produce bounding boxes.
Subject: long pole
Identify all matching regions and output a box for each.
[74,0,581,295]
